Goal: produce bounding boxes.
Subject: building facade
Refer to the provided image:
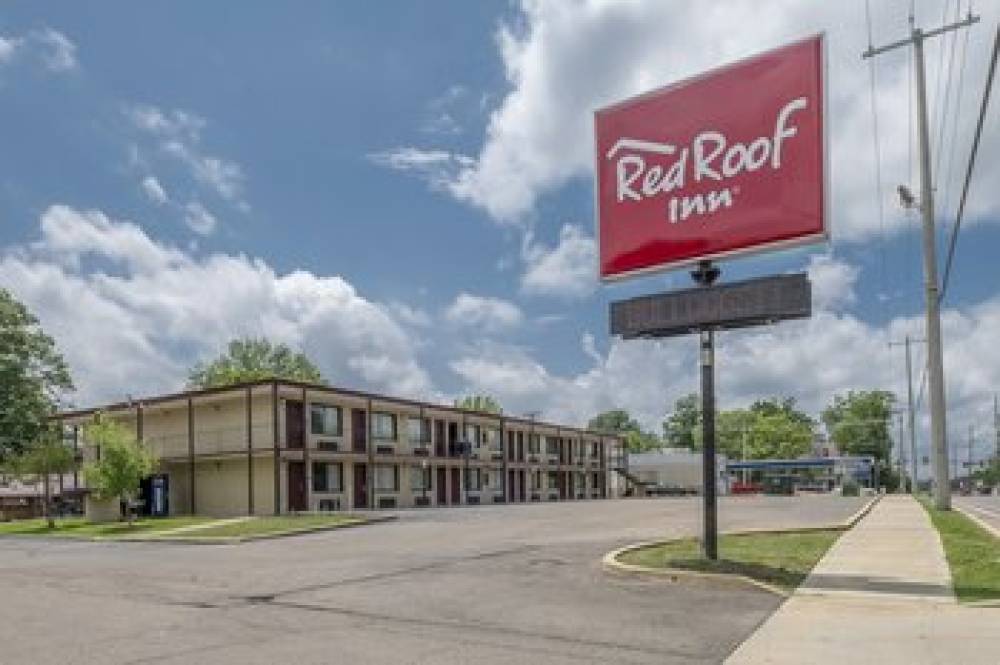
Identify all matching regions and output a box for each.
[57,380,626,516]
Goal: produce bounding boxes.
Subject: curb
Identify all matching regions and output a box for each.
[601,495,881,597]
[102,514,395,545]
[953,504,1000,540]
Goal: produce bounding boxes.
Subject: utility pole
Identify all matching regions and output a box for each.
[890,336,925,494]
[864,10,979,510]
[897,412,907,493]
[994,394,999,463]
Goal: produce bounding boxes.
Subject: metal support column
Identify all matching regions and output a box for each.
[187,397,195,515]
[247,385,254,515]
[272,381,280,515]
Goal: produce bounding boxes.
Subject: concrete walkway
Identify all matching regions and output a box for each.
[726,495,1000,665]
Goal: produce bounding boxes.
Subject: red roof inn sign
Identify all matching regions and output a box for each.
[595,34,827,280]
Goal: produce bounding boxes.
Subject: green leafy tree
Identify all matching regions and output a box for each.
[83,417,155,524]
[692,407,814,460]
[588,409,661,453]
[588,409,640,435]
[9,430,77,528]
[749,397,814,430]
[454,394,503,414]
[662,393,700,449]
[0,289,74,460]
[822,390,895,459]
[188,338,323,388]
[822,390,895,486]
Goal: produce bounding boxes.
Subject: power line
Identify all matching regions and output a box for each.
[864,0,889,304]
[940,23,1000,302]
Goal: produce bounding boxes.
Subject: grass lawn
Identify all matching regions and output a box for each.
[0,516,212,539]
[619,529,842,592]
[175,514,364,539]
[920,499,1000,603]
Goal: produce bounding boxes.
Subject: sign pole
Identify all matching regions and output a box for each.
[692,261,720,560]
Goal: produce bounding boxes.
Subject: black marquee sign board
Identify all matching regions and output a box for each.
[609,273,812,339]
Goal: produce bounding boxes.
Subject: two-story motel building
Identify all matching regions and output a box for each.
[56,379,627,516]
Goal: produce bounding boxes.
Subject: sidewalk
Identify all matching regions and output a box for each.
[726,495,1000,665]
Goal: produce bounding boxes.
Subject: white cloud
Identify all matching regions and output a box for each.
[387,301,432,328]
[183,201,218,235]
[140,176,168,205]
[806,254,859,311]
[0,28,77,72]
[1,205,433,406]
[445,293,523,331]
[0,36,21,64]
[128,104,248,212]
[450,256,1000,472]
[521,224,596,297]
[33,28,77,72]
[378,1,1000,240]
[367,148,474,190]
[423,84,468,135]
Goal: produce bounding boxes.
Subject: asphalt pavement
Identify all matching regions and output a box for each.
[0,495,864,665]
[954,494,1000,535]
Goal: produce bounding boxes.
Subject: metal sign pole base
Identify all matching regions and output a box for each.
[692,261,719,561]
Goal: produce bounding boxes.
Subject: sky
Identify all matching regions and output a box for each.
[2,1,999,476]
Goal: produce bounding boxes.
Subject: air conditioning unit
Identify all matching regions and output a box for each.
[492,496,505,504]
[376,445,394,455]
[414,496,430,507]
[318,498,341,511]
[377,496,397,509]
[317,440,339,452]
[467,496,481,505]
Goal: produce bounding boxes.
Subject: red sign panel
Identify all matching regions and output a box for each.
[595,34,827,281]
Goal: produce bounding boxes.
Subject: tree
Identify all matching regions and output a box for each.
[0,289,74,460]
[749,397,814,430]
[588,409,661,453]
[83,417,155,524]
[9,430,77,528]
[822,390,895,459]
[822,390,895,486]
[692,407,814,460]
[188,338,323,388]
[588,409,640,435]
[454,394,503,414]
[662,393,700,449]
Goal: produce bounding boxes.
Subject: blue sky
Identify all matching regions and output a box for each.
[2,2,999,470]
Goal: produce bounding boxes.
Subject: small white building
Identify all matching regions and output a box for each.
[627,448,728,495]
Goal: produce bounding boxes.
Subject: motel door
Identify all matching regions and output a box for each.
[354,463,368,509]
[288,461,307,512]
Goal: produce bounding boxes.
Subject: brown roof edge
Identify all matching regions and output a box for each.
[52,378,622,441]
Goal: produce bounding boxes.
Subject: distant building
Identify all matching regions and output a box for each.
[0,474,84,520]
[626,448,728,495]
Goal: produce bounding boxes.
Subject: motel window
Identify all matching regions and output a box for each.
[531,470,542,491]
[528,434,540,455]
[372,413,397,440]
[312,462,343,493]
[465,468,482,491]
[463,424,480,449]
[374,464,399,492]
[409,466,430,491]
[310,404,342,437]
[487,429,502,451]
[545,437,559,456]
[407,417,430,444]
[547,471,559,489]
[488,470,503,490]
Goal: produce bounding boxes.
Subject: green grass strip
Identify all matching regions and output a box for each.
[619,529,842,592]
[0,516,212,538]
[920,499,1000,603]
[180,514,362,539]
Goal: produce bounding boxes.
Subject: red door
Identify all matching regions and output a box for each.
[450,468,461,504]
[436,467,447,505]
[354,463,368,509]
[288,461,307,511]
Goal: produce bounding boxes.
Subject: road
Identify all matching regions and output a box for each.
[0,496,864,665]
[955,494,1000,534]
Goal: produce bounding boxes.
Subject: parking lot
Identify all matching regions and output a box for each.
[0,496,864,665]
